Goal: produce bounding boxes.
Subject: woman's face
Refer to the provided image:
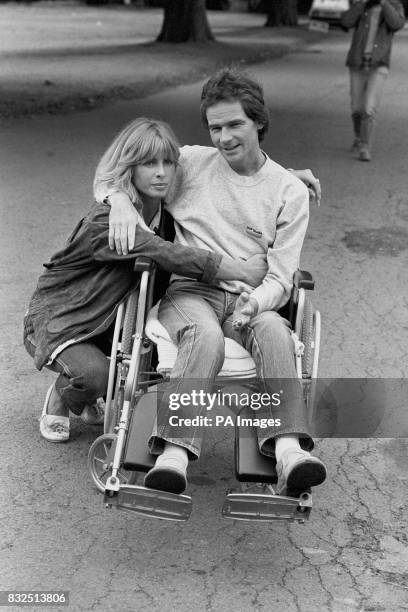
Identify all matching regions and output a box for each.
[133,156,176,206]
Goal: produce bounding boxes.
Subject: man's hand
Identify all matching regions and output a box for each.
[232,292,259,329]
[288,168,322,207]
[242,253,268,287]
[108,192,153,255]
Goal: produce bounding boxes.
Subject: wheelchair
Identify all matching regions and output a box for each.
[87,258,321,523]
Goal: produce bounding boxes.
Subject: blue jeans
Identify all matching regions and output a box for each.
[46,337,110,415]
[149,280,313,459]
[350,66,388,118]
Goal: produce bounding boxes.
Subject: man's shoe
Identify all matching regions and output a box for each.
[39,384,69,443]
[276,448,326,496]
[144,456,187,494]
[359,146,371,162]
[80,398,105,425]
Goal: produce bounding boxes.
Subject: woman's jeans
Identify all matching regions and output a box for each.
[149,280,314,460]
[46,335,110,416]
[349,66,388,144]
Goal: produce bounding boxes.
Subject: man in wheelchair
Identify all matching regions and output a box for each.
[100,68,327,501]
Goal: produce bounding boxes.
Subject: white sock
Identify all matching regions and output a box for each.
[155,442,188,470]
[275,436,305,463]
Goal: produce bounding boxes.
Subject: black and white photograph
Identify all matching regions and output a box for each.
[1,0,407,610]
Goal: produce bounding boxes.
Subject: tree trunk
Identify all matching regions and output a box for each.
[157,0,215,43]
[265,0,298,27]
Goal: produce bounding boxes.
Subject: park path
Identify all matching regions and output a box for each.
[1,25,408,612]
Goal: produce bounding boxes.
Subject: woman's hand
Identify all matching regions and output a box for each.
[288,168,322,207]
[108,193,153,255]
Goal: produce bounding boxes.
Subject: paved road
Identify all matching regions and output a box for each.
[1,27,408,612]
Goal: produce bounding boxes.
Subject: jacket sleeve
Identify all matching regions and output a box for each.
[381,0,405,31]
[250,180,309,313]
[341,1,365,28]
[88,204,221,283]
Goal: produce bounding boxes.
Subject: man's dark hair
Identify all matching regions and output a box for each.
[200,67,269,142]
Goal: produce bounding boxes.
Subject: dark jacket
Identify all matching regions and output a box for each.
[23,203,221,370]
[341,0,405,68]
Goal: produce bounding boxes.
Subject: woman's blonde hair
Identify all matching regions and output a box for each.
[93,117,180,206]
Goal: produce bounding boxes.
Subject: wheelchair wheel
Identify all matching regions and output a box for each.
[104,370,125,434]
[122,291,139,353]
[88,433,137,493]
[300,296,315,378]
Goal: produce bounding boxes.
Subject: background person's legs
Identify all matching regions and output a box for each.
[359,66,389,161]
[349,68,366,151]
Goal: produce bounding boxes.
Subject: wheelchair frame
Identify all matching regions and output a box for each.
[88,260,321,523]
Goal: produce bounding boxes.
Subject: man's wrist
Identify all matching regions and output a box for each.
[104,191,132,208]
[102,194,114,205]
[249,296,259,316]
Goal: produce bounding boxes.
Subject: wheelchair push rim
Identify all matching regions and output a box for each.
[88,433,137,493]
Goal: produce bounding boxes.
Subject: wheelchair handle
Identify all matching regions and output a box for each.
[293,270,314,291]
[133,256,155,272]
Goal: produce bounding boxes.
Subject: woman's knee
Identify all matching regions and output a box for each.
[80,360,110,395]
[58,359,109,397]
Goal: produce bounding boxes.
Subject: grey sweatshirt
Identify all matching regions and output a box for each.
[165,145,309,313]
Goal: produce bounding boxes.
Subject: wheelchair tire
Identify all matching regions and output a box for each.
[88,433,137,493]
[300,296,314,378]
[121,291,139,354]
[104,372,124,434]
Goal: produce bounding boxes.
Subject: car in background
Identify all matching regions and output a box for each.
[309,0,349,26]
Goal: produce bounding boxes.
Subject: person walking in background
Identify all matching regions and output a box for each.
[341,0,405,161]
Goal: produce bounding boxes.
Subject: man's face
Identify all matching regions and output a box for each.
[206,100,263,175]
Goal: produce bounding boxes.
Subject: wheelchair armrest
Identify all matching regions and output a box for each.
[293,270,314,291]
[134,256,155,272]
[288,270,314,327]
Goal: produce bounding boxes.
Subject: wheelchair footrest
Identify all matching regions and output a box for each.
[235,409,278,483]
[104,484,192,522]
[222,489,312,522]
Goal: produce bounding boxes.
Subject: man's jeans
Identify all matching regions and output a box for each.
[149,280,313,459]
[350,66,388,118]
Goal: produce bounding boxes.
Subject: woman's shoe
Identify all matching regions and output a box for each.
[39,384,70,443]
[80,398,105,426]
